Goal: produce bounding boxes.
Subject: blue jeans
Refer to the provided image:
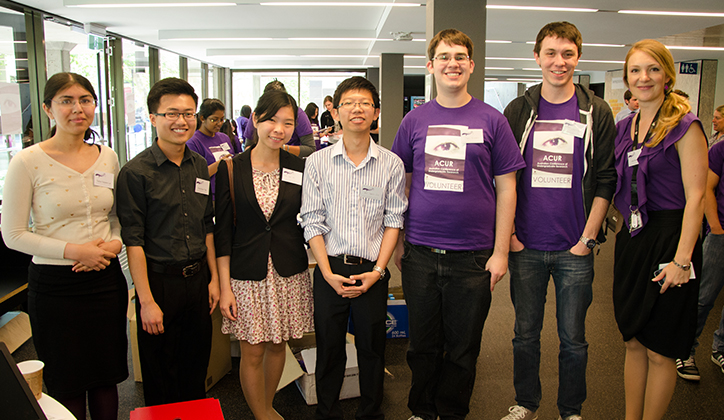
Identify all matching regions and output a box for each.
[401,242,493,420]
[509,247,593,418]
[691,233,724,355]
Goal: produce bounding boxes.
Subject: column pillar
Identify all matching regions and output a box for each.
[425,0,487,100]
[380,53,403,149]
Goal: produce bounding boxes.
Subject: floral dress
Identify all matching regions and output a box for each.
[221,168,314,344]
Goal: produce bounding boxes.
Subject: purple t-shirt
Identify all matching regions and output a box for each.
[236,116,249,140]
[391,98,525,250]
[243,107,312,146]
[186,130,236,197]
[516,96,586,251]
[708,139,724,226]
[614,112,701,235]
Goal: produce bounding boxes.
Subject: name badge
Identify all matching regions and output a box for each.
[93,171,114,189]
[462,128,484,144]
[220,142,231,151]
[360,185,383,201]
[562,120,586,138]
[195,178,210,195]
[281,168,303,186]
[627,149,642,167]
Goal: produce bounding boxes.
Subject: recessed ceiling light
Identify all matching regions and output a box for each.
[261,2,421,6]
[404,65,427,69]
[67,2,234,7]
[665,45,724,51]
[619,10,724,18]
[525,41,625,48]
[486,57,537,61]
[488,5,597,13]
[486,40,512,44]
[485,67,514,70]
[579,59,625,64]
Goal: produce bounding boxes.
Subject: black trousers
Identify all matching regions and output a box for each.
[136,264,212,406]
[314,258,390,420]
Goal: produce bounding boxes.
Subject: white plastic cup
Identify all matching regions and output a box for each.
[17,360,44,400]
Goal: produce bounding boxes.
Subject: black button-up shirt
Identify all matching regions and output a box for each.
[117,140,214,266]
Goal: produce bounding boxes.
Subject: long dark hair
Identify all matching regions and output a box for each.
[305,102,319,126]
[196,98,225,130]
[250,90,298,148]
[44,72,98,141]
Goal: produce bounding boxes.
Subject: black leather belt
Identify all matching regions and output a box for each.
[332,254,373,265]
[147,257,206,278]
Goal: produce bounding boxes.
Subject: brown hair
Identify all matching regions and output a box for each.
[428,29,473,61]
[623,39,690,147]
[533,21,582,58]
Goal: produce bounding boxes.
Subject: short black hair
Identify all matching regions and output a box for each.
[624,90,632,101]
[332,77,380,109]
[147,77,198,114]
[240,105,252,118]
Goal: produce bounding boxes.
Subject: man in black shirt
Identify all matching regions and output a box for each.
[117,78,220,406]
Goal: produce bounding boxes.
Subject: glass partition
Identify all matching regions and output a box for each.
[0,7,29,204]
[122,39,151,160]
[159,49,180,79]
[187,58,203,102]
[43,18,110,145]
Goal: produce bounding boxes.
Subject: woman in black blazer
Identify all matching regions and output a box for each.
[215,90,313,420]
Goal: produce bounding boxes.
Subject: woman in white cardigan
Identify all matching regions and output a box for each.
[2,72,128,420]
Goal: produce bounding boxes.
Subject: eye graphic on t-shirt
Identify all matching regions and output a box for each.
[542,137,567,148]
[433,142,460,152]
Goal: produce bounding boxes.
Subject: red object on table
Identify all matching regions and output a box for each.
[130,398,224,420]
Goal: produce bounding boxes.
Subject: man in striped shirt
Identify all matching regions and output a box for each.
[301,76,408,420]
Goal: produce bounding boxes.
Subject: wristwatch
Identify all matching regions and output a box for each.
[579,235,596,250]
[372,265,386,277]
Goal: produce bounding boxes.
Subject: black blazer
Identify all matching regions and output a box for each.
[214,148,307,280]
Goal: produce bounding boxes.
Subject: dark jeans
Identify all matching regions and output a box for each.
[314,258,390,420]
[136,264,212,406]
[402,242,492,420]
[692,233,724,355]
[509,247,593,418]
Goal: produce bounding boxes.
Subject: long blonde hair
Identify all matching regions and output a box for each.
[623,39,690,147]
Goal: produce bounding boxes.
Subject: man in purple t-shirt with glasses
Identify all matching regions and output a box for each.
[391,29,525,420]
[500,22,616,420]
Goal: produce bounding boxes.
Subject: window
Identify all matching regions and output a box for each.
[122,39,151,160]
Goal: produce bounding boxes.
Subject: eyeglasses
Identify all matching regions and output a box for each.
[337,101,375,110]
[52,98,97,108]
[432,53,470,63]
[207,117,227,124]
[154,112,197,121]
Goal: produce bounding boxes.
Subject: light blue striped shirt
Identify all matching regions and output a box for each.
[301,139,408,261]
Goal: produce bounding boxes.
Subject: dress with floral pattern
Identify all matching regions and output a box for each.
[221,168,314,344]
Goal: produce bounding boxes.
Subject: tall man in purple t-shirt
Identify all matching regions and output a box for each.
[500,22,616,420]
[391,29,525,420]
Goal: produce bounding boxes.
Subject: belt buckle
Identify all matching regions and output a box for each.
[182,261,200,278]
[343,255,362,265]
[431,248,446,254]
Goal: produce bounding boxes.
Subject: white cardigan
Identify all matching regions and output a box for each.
[2,143,122,265]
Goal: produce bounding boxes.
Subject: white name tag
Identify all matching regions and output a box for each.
[360,185,383,201]
[462,128,484,144]
[195,178,210,195]
[220,142,231,151]
[627,149,642,167]
[281,168,303,186]
[562,120,586,138]
[93,171,114,189]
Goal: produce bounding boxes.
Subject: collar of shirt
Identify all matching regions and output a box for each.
[330,136,379,169]
[150,138,194,167]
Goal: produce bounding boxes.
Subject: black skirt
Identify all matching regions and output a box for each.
[613,210,701,359]
[27,258,129,399]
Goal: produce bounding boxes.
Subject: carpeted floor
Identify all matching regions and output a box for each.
[12,238,724,419]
